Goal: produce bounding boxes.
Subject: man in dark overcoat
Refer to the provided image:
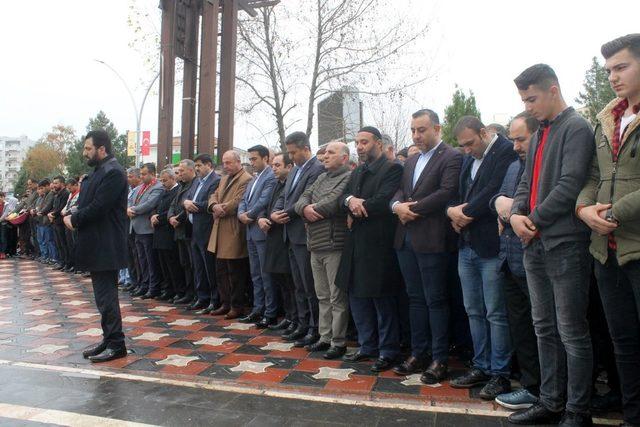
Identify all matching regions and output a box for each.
[64,130,128,363]
[336,126,403,372]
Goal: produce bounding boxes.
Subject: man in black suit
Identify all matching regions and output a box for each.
[271,132,325,347]
[49,175,70,271]
[151,168,183,301]
[391,109,462,383]
[337,126,404,372]
[168,159,197,304]
[184,154,221,313]
[64,130,128,363]
[258,153,298,332]
[447,116,518,399]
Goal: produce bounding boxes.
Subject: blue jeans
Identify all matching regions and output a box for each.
[37,225,56,260]
[349,295,400,359]
[118,268,131,285]
[396,237,449,361]
[458,245,512,376]
[248,238,277,318]
[524,239,592,413]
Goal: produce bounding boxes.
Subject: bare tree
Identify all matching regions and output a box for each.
[368,92,415,149]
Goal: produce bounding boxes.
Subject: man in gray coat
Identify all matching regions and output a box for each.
[128,162,164,299]
[294,141,351,359]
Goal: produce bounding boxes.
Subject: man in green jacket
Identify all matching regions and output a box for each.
[577,33,640,427]
[294,141,351,359]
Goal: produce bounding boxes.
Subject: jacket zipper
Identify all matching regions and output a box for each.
[603,126,640,204]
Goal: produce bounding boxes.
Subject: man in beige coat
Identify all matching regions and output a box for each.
[208,151,253,319]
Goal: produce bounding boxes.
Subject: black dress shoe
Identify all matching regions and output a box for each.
[268,318,291,330]
[88,347,127,363]
[195,304,215,315]
[187,300,209,311]
[174,295,193,304]
[131,288,148,298]
[282,326,306,342]
[282,322,298,335]
[121,283,133,291]
[559,411,593,427]
[479,375,511,400]
[141,292,160,300]
[82,341,107,359]
[158,292,175,301]
[590,390,622,413]
[239,312,262,324]
[393,356,426,376]
[52,263,64,270]
[323,346,347,360]
[294,333,320,348]
[450,368,490,388]
[63,266,75,273]
[255,317,277,329]
[171,294,184,304]
[343,351,374,362]
[371,356,396,372]
[305,341,330,352]
[508,403,563,425]
[420,360,448,384]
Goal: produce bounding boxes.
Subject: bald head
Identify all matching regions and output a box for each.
[323,141,350,171]
[222,150,242,175]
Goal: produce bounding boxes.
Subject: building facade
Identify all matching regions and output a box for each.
[0,135,35,193]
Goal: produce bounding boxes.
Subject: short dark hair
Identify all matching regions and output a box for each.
[411,108,440,125]
[601,33,640,60]
[512,111,540,135]
[274,152,293,166]
[397,148,408,158]
[454,116,485,137]
[248,144,269,158]
[194,153,213,165]
[38,179,50,187]
[0,192,5,198]
[141,162,157,175]
[84,129,113,155]
[53,175,66,184]
[67,178,78,186]
[284,131,310,149]
[487,123,507,136]
[514,64,559,91]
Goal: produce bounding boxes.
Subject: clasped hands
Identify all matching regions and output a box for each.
[446,203,473,233]
[394,201,419,225]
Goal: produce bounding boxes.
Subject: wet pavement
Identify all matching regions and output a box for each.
[0,258,621,426]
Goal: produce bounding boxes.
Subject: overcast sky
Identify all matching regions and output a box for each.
[1,0,638,150]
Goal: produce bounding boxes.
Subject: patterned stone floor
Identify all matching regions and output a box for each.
[0,258,621,423]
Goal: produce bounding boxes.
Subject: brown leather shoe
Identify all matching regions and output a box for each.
[225,308,243,320]
[211,306,230,316]
[420,360,448,385]
[393,356,426,376]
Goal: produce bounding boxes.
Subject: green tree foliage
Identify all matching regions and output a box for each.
[12,168,29,196]
[442,87,482,146]
[66,111,131,177]
[576,57,616,126]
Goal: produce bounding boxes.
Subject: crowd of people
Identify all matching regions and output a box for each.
[2,34,639,427]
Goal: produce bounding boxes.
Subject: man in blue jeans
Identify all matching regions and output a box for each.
[509,64,594,426]
[447,116,517,399]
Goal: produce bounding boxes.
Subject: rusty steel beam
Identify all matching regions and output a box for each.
[157,0,176,170]
[179,0,200,161]
[197,0,219,157]
[217,0,239,160]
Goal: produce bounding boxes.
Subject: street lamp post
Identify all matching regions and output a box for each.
[94,59,160,166]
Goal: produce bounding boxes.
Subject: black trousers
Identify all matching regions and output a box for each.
[506,272,540,394]
[29,218,39,257]
[288,243,319,333]
[64,228,76,268]
[53,224,69,267]
[191,239,218,304]
[594,253,638,424]
[157,247,183,296]
[272,273,297,322]
[135,233,162,294]
[90,270,125,350]
[127,232,140,286]
[216,258,251,310]
[177,239,195,298]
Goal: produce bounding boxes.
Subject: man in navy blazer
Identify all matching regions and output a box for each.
[271,131,325,347]
[238,145,277,327]
[183,153,221,312]
[446,116,518,399]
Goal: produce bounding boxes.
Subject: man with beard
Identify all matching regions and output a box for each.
[64,130,128,363]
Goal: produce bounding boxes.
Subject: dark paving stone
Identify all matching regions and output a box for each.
[373,377,421,395]
[123,359,162,372]
[234,344,268,355]
[191,350,225,363]
[127,345,157,356]
[340,360,376,376]
[168,339,198,350]
[281,370,327,388]
[198,364,243,380]
[263,356,299,370]
[220,333,253,343]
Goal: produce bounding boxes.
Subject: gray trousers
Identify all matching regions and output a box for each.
[310,250,349,347]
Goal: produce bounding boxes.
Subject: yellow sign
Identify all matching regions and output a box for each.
[127,131,137,156]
